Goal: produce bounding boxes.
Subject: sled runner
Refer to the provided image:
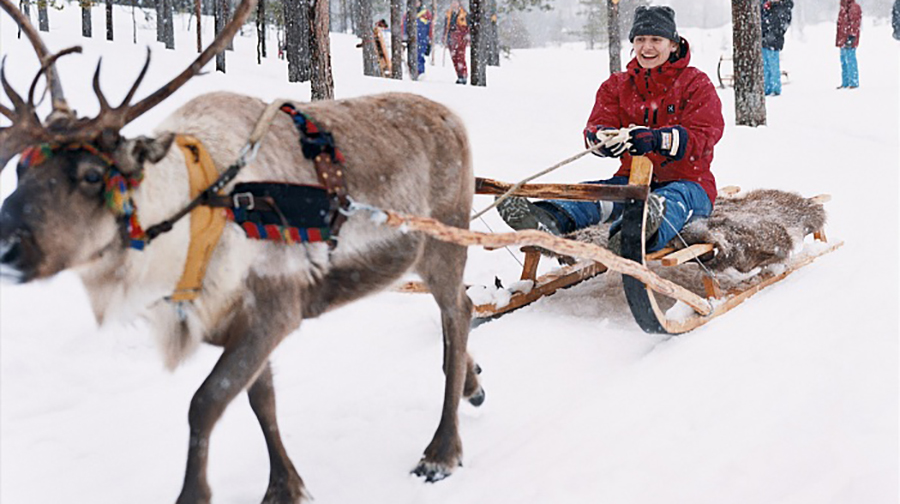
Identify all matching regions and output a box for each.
[394,156,842,335]
[718,53,789,89]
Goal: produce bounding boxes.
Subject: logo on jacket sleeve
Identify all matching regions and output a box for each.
[667,104,676,114]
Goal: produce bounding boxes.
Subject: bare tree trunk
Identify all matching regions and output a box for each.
[224,0,234,50]
[132,0,137,43]
[357,0,379,76]
[106,0,113,40]
[285,0,311,82]
[732,0,766,126]
[470,0,486,85]
[405,0,418,80]
[196,0,202,51]
[17,0,29,39]
[390,0,402,79]
[215,0,226,71]
[163,0,174,48]
[487,0,499,66]
[82,0,93,38]
[38,0,49,31]
[156,0,164,41]
[606,0,621,74]
[309,0,334,99]
[257,0,266,63]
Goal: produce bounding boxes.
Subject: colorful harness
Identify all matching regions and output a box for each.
[16,103,352,303]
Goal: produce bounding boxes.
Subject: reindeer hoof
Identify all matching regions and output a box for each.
[411,459,460,483]
[467,386,486,407]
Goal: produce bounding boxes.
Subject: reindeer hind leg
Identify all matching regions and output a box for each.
[411,237,481,482]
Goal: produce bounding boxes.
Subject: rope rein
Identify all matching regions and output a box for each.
[469,130,624,221]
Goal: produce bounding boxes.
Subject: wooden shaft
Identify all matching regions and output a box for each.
[381,210,712,316]
[660,244,715,267]
[475,177,649,202]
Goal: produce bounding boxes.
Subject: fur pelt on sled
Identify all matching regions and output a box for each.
[553,189,826,273]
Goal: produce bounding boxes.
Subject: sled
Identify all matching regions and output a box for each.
[374,23,391,77]
[717,53,789,89]
[393,156,842,335]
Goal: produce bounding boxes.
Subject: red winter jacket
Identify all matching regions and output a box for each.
[584,39,724,204]
[836,0,861,48]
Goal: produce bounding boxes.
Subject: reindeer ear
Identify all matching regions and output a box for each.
[115,133,175,174]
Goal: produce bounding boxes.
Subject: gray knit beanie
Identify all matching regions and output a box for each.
[628,6,679,42]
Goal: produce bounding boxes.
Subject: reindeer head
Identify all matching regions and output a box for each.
[0,0,257,283]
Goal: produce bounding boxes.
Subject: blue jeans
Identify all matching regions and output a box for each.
[536,176,713,252]
[840,47,859,87]
[762,48,782,95]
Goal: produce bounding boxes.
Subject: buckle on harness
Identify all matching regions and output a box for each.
[233,192,255,210]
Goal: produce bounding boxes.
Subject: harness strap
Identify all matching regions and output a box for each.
[279,103,352,237]
[168,135,228,303]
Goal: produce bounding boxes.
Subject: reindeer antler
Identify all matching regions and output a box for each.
[0,57,49,170]
[0,0,78,169]
[83,0,259,138]
[0,0,70,114]
[0,0,258,171]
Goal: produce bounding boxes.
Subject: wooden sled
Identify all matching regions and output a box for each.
[374,23,391,77]
[394,157,842,334]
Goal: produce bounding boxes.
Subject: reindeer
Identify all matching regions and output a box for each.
[0,0,484,502]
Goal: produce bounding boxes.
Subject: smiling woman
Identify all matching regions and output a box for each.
[497,5,725,257]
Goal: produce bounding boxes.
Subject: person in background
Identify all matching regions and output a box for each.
[497,6,725,255]
[444,0,469,84]
[760,0,793,96]
[892,0,899,41]
[416,1,433,77]
[835,0,861,89]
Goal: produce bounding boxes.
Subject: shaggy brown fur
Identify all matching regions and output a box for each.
[541,189,826,273]
[0,92,482,504]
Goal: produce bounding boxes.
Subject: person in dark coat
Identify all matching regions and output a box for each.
[836,0,862,88]
[760,0,793,96]
[891,0,899,40]
[498,6,725,254]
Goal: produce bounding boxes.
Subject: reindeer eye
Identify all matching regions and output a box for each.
[83,170,104,184]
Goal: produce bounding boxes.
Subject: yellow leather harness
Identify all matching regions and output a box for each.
[168,135,227,302]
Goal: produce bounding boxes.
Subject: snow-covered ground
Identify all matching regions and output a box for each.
[1,4,898,504]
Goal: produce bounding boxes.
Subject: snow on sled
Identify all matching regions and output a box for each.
[394,156,842,335]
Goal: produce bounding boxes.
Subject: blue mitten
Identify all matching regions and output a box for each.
[626,125,689,160]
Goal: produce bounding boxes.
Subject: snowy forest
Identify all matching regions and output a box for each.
[1,0,898,502]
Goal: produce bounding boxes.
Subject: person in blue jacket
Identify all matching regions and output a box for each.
[415,1,433,76]
[760,0,793,96]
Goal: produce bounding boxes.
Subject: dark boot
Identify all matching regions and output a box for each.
[607,193,666,255]
[456,76,467,84]
[497,197,562,235]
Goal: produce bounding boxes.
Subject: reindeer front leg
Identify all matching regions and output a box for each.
[248,362,308,503]
[176,287,301,504]
[176,334,280,504]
